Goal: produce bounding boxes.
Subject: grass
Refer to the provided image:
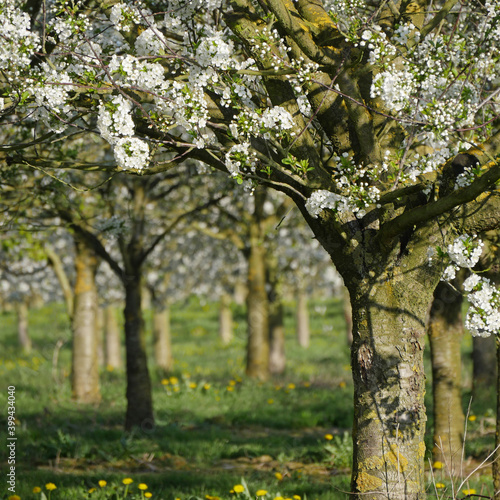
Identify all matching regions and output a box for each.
[0,297,496,499]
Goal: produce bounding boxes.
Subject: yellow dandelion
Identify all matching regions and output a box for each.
[173,386,180,392]
[293,496,301,500]
[203,383,211,390]
[268,399,274,404]
[324,434,333,440]
[287,383,296,390]
[339,381,346,388]
[33,487,42,493]
[433,461,443,469]
[233,484,245,493]
[462,489,476,495]
[435,483,445,489]
[275,472,283,480]
[89,488,97,493]
[256,490,268,497]
[206,495,221,500]
[98,480,107,487]
[468,415,477,422]
[189,382,197,389]
[138,483,148,490]
[145,494,152,499]
[169,376,179,384]
[229,380,237,386]
[161,379,169,385]
[303,382,311,387]
[274,497,284,500]
[275,385,282,390]
[123,478,134,485]
[106,365,114,372]
[8,496,21,500]
[45,483,57,491]
[227,386,234,392]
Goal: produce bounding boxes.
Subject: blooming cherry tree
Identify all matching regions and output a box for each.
[2,0,500,496]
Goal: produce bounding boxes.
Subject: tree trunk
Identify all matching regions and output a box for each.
[347,275,433,498]
[95,306,105,367]
[124,272,154,430]
[427,281,464,471]
[493,336,500,498]
[16,299,31,353]
[472,336,496,396]
[343,284,353,346]
[296,290,310,348]
[72,234,100,404]
[269,298,286,375]
[245,219,270,380]
[105,305,122,370]
[46,245,74,318]
[219,293,233,345]
[153,304,173,372]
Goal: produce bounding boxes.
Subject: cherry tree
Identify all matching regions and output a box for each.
[2,0,500,495]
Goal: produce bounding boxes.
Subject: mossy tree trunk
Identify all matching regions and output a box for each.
[493,337,500,498]
[427,281,464,471]
[72,233,100,404]
[296,289,310,348]
[95,306,105,367]
[245,187,270,380]
[16,299,31,353]
[472,336,496,396]
[105,305,122,370]
[219,292,233,345]
[153,304,173,372]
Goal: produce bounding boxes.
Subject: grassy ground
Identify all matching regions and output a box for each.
[0,297,496,500]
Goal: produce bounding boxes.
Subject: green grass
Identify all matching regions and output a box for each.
[0,297,495,499]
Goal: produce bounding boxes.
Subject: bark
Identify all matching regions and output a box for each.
[105,305,122,370]
[427,281,464,471]
[124,272,154,430]
[46,245,74,318]
[71,234,100,404]
[493,337,500,498]
[348,275,432,498]
[296,289,310,348]
[245,188,270,380]
[343,284,353,346]
[269,298,286,375]
[219,292,233,345]
[95,306,105,367]
[153,304,173,372]
[16,299,31,353]
[472,336,496,395]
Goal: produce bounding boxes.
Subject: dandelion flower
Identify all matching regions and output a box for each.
[206,495,221,500]
[268,399,274,404]
[436,483,445,489]
[33,487,42,493]
[275,472,283,480]
[139,483,148,490]
[89,488,97,493]
[433,461,443,469]
[203,383,211,390]
[123,478,134,485]
[169,376,179,384]
[145,494,152,499]
[233,484,245,493]
[161,379,169,385]
[468,415,477,422]
[293,496,301,500]
[274,497,284,500]
[46,483,57,491]
[462,489,476,495]
[287,383,296,390]
[256,490,268,496]
[8,496,21,500]
[99,480,107,487]
[324,434,333,440]
[189,382,197,389]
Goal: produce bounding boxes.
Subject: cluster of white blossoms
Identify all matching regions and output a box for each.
[438,234,500,337]
[97,95,150,171]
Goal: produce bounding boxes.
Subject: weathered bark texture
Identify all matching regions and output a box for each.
[493,336,500,498]
[124,272,154,430]
[348,276,431,498]
[71,234,100,403]
[427,281,464,471]
[219,293,233,345]
[153,304,173,372]
[16,299,31,353]
[105,306,122,369]
[296,290,310,348]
